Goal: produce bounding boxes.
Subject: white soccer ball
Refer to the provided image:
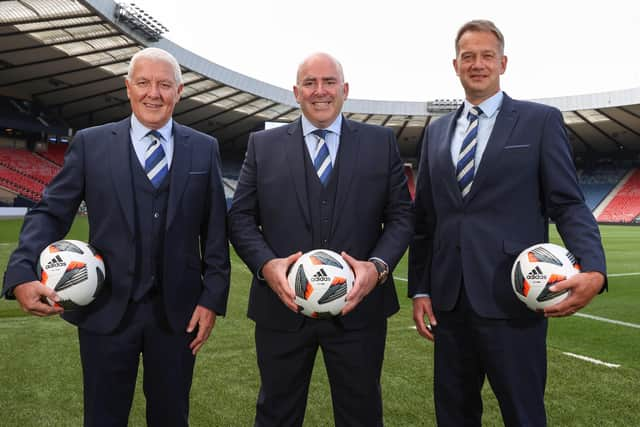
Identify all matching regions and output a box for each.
[287,249,354,318]
[511,243,581,311]
[37,240,106,310]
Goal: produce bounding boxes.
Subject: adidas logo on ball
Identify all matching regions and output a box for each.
[311,269,331,282]
[526,266,546,280]
[45,255,66,269]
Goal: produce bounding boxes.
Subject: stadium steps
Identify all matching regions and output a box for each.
[597,168,640,223]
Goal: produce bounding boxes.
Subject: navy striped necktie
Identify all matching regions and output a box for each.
[312,129,332,186]
[456,106,482,198]
[144,130,168,188]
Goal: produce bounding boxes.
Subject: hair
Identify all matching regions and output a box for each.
[455,19,505,55]
[126,47,183,84]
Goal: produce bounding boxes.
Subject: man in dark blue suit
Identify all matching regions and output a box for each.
[229,52,412,426]
[2,47,230,426]
[409,20,607,426]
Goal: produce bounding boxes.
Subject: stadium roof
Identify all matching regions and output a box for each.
[1,0,639,160]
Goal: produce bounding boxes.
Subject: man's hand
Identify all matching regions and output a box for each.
[341,252,378,316]
[13,281,63,317]
[187,305,216,355]
[261,252,302,312]
[544,271,605,318]
[413,296,437,341]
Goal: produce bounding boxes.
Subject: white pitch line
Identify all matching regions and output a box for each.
[562,352,620,368]
[394,276,640,329]
[395,272,640,281]
[574,313,640,329]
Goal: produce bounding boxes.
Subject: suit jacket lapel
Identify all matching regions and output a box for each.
[167,121,191,227]
[109,118,135,236]
[285,119,311,226]
[466,94,518,203]
[331,118,358,236]
[437,107,464,204]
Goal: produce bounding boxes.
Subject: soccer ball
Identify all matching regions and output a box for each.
[287,249,354,318]
[511,243,581,311]
[37,240,106,310]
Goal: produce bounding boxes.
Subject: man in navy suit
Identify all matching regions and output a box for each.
[2,47,230,426]
[229,52,412,426]
[409,20,607,426]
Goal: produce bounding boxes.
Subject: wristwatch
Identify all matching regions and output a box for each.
[369,258,389,285]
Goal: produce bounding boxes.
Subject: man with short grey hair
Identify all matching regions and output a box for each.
[3,47,230,426]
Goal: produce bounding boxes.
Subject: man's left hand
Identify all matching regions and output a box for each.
[187,305,216,355]
[340,252,379,316]
[543,271,605,317]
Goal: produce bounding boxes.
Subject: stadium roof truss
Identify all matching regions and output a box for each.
[1,0,639,160]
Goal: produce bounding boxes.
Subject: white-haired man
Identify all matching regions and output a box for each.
[3,47,230,426]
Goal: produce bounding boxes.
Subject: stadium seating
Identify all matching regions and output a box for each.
[597,169,640,223]
[578,166,628,211]
[0,147,62,202]
[0,164,45,202]
[403,164,416,200]
[0,147,61,184]
[37,144,67,166]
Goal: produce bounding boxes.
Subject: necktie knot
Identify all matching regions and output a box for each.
[312,128,328,140]
[146,129,163,141]
[468,106,482,121]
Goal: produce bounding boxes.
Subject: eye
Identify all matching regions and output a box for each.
[160,82,173,90]
[136,80,150,88]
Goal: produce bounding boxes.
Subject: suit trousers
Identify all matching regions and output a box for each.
[433,286,548,427]
[78,293,196,427]
[254,318,387,427]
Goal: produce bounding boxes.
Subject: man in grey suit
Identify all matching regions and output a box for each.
[229,52,412,426]
[3,47,230,426]
[409,20,606,426]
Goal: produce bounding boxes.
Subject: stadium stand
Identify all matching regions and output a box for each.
[0,164,45,202]
[404,164,416,200]
[0,147,60,185]
[597,169,640,223]
[36,144,67,166]
[578,166,628,211]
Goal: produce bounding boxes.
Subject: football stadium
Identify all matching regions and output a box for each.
[0,0,638,425]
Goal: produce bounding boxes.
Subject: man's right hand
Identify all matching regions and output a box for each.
[413,296,437,342]
[261,252,302,312]
[13,281,63,317]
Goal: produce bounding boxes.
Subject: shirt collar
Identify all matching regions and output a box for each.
[130,115,173,143]
[301,114,343,137]
[464,91,503,119]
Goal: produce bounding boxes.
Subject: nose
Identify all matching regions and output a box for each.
[147,82,161,98]
[314,82,328,94]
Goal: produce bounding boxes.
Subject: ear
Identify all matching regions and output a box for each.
[293,84,301,103]
[500,55,508,75]
[342,82,349,99]
[453,58,460,76]
[125,78,132,99]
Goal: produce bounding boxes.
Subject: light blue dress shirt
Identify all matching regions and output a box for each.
[129,115,174,170]
[300,114,342,165]
[450,91,503,170]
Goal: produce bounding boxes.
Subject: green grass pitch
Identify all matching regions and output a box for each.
[0,218,638,426]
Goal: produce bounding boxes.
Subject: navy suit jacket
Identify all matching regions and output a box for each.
[229,117,413,331]
[409,94,606,318]
[3,118,231,334]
